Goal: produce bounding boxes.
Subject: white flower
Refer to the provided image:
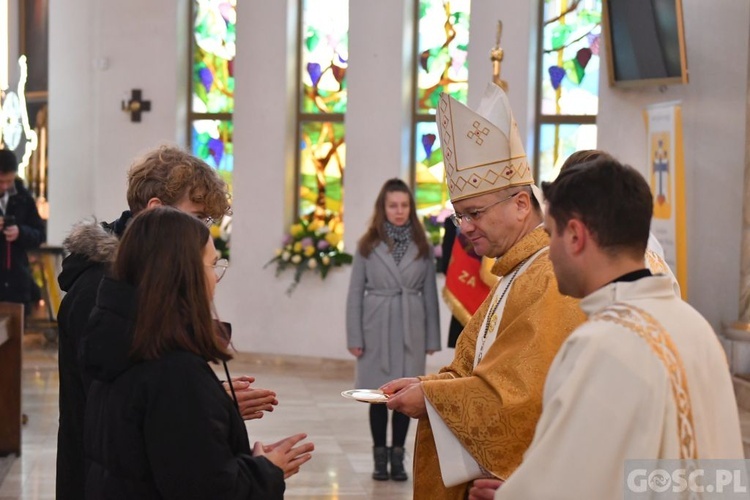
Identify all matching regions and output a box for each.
[282,251,291,261]
[275,248,283,257]
[291,255,302,264]
[315,226,330,236]
[308,259,318,269]
[322,256,331,266]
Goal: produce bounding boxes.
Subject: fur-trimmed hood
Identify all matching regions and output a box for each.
[62,221,119,264]
[58,212,131,292]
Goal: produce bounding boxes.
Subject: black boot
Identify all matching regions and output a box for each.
[372,446,389,481]
[389,446,408,481]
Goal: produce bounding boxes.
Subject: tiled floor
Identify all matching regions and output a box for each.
[0,335,420,499]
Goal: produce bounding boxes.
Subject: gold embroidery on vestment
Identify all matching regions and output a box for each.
[592,303,697,460]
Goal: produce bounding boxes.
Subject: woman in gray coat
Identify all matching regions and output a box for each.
[346,178,441,482]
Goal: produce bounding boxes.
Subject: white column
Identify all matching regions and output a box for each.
[467,0,536,146]
[48,0,96,245]
[344,0,413,250]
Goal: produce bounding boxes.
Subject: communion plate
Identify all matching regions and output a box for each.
[341,389,389,404]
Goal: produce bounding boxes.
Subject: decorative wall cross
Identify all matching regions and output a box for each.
[121,89,151,122]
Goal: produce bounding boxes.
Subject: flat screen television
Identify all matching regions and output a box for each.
[602,0,689,87]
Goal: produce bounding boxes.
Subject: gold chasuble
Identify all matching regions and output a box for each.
[412,228,585,500]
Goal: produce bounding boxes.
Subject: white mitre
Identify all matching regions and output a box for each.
[437,83,534,202]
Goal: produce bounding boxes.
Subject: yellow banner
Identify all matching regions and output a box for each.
[645,102,688,298]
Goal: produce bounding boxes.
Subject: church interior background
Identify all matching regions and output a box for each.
[1,0,750,498]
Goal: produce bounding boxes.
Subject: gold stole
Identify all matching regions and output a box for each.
[591,303,698,460]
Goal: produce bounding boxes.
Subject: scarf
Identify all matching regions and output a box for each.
[384,221,412,265]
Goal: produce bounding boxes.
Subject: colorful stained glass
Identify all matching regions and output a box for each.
[191,119,234,192]
[414,121,450,217]
[298,121,346,218]
[416,0,470,114]
[192,0,236,114]
[540,0,601,116]
[538,123,597,182]
[301,0,348,114]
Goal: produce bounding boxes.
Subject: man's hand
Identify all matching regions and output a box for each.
[3,225,19,242]
[253,433,314,479]
[223,376,278,421]
[385,380,427,418]
[348,347,363,358]
[379,377,420,396]
[468,479,505,500]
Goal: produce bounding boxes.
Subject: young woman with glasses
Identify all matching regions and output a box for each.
[82,207,314,499]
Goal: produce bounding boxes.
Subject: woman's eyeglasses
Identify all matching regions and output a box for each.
[209,258,229,282]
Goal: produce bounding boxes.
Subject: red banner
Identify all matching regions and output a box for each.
[444,240,492,324]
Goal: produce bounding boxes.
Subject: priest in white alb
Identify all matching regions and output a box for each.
[381,83,585,500]
[469,156,743,500]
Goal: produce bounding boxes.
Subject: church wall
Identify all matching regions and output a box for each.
[47,0,745,361]
[48,0,184,245]
[596,0,750,330]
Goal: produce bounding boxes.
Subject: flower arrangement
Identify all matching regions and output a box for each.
[265,213,353,295]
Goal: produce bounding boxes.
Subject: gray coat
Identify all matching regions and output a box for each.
[346,241,441,389]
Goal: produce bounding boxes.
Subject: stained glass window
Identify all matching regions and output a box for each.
[189,0,236,192]
[297,0,348,224]
[298,121,345,217]
[536,0,601,182]
[413,0,470,249]
[416,0,470,115]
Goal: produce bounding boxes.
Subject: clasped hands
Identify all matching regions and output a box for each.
[223,376,278,421]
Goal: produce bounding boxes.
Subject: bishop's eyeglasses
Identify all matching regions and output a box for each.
[450,191,520,227]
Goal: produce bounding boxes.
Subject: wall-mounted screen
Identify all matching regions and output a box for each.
[603,0,688,87]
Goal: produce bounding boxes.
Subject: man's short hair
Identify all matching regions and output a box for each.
[0,150,19,174]
[126,145,231,219]
[542,157,653,257]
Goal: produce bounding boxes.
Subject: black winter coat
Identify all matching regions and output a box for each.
[0,179,45,304]
[56,212,128,500]
[82,278,285,499]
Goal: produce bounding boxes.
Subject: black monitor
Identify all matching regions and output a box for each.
[603,0,689,87]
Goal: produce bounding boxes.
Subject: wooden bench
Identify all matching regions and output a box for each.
[0,303,23,456]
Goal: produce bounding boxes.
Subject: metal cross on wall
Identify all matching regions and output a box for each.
[121,89,152,122]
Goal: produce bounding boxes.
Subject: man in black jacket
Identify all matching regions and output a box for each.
[55,146,279,500]
[0,149,45,310]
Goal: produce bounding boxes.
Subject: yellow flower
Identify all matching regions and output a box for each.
[293,242,302,253]
[321,256,331,266]
[275,248,282,257]
[309,219,325,232]
[333,222,345,235]
[325,232,341,247]
[210,225,222,239]
[304,246,316,257]
[290,224,304,237]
